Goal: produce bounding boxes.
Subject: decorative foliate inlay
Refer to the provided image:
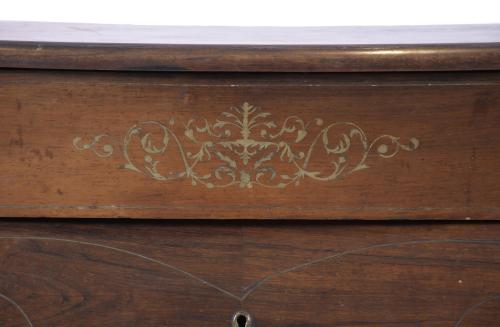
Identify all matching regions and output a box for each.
[73,102,419,189]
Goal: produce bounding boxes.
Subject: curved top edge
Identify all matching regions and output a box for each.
[1,21,500,72]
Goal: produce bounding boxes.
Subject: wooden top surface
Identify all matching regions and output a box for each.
[2,21,500,45]
[1,21,500,71]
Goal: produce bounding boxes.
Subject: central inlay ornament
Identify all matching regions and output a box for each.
[73,102,419,188]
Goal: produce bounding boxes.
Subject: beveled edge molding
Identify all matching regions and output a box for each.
[73,102,419,189]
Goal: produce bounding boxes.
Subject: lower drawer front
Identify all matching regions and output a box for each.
[0,222,499,326]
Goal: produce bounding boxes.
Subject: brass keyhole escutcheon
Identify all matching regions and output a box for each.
[232,311,253,327]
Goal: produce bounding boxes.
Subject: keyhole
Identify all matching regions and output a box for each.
[232,311,252,327]
[237,315,247,326]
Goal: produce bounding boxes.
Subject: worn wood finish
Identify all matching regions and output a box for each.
[1,70,500,219]
[0,220,499,326]
[1,22,500,326]
[1,22,500,72]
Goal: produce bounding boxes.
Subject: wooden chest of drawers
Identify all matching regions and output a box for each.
[0,22,500,326]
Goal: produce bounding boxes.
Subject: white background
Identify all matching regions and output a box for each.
[1,0,500,26]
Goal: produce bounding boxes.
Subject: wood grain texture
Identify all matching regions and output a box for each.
[0,22,500,72]
[1,70,500,219]
[0,220,499,326]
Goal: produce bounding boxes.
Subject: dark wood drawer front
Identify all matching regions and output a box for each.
[1,71,500,220]
[0,221,499,326]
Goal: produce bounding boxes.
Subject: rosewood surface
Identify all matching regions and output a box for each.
[0,220,499,326]
[1,22,500,327]
[0,22,500,72]
[1,70,500,219]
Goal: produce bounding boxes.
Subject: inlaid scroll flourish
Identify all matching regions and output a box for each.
[73,102,419,188]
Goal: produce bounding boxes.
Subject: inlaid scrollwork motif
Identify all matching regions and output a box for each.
[73,102,419,188]
[73,134,114,158]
